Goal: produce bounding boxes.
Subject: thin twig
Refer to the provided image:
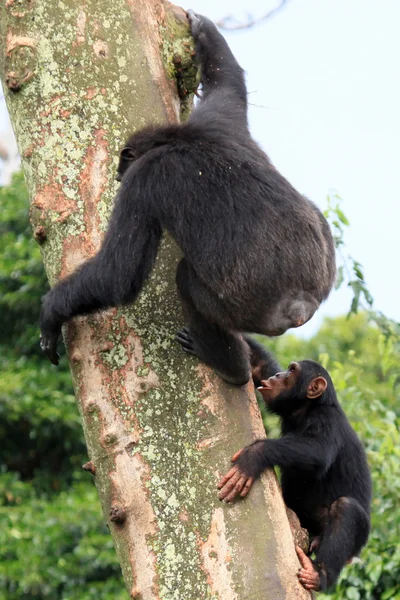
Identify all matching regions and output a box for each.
[216,0,290,30]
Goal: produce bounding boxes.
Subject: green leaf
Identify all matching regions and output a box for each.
[345,587,360,600]
[349,287,361,314]
[382,585,400,599]
[353,261,365,281]
[336,207,350,226]
[363,288,374,306]
[335,265,344,290]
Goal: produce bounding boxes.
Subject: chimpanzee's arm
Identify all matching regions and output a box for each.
[187,11,248,129]
[236,436,333,475]
[40,165,162,364]
[244,335,281,386]
[218,435,335,502]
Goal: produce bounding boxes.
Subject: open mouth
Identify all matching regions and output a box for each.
[257,380,273,391]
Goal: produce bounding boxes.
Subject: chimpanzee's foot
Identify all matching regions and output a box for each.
[175,326,250,386]
[175,326,199,357]
[296,547,321,591]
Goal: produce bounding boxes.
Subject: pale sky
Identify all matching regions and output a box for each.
[1,0,399,335]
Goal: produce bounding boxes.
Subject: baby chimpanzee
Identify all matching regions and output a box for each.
[218,338,371,592]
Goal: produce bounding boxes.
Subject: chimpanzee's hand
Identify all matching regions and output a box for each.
[186,10,202,37]
[40,298,61,365]
[187,10,216,41]
[217,441,266,502]
[40,328,60,365]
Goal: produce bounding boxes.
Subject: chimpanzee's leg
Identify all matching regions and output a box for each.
[298,496,370,591]
[175,259,250,386]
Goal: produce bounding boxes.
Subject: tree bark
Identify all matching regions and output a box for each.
[0,1,311,598]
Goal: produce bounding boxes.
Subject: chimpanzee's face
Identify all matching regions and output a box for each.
[257,362,301,403]
[258,361,328,416]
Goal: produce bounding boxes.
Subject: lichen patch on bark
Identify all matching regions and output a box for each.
[125,0,179,124]
[111,452,160,599]
[200,507,238,600]
[77,128,109,254]
[6,32,36,53]
[75,8,87,46]
[196,364,224,418]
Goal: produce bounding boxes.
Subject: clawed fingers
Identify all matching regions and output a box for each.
[219,473,249,502]
[218,466,253,502]
[217,466,238,489]
[40,335,60,366]
[186,9,200,24]
[218,468,242,500]
[218,447,254,501]
[240,477,254,497]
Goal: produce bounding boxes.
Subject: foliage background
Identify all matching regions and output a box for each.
[0,173,399,599]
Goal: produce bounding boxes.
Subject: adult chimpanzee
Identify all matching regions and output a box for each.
[218,337,371,591]
[40,11,336,386]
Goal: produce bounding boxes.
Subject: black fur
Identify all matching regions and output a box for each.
[40,11,336,379]
[235,340,371,590]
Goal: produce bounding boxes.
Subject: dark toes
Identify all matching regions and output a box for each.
[180,345,194,355]
[176,327,192,341]
[175,329,195,354]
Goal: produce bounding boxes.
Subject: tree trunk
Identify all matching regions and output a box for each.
[0,1,311,598]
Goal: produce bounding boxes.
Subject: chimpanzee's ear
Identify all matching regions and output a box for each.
[120,147,136,161]
[306,377,327,399]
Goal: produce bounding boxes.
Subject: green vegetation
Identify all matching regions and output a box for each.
[0,173,125,600]
[0,173,399,599]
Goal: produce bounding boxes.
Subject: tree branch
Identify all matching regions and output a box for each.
[217,0,290,30]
